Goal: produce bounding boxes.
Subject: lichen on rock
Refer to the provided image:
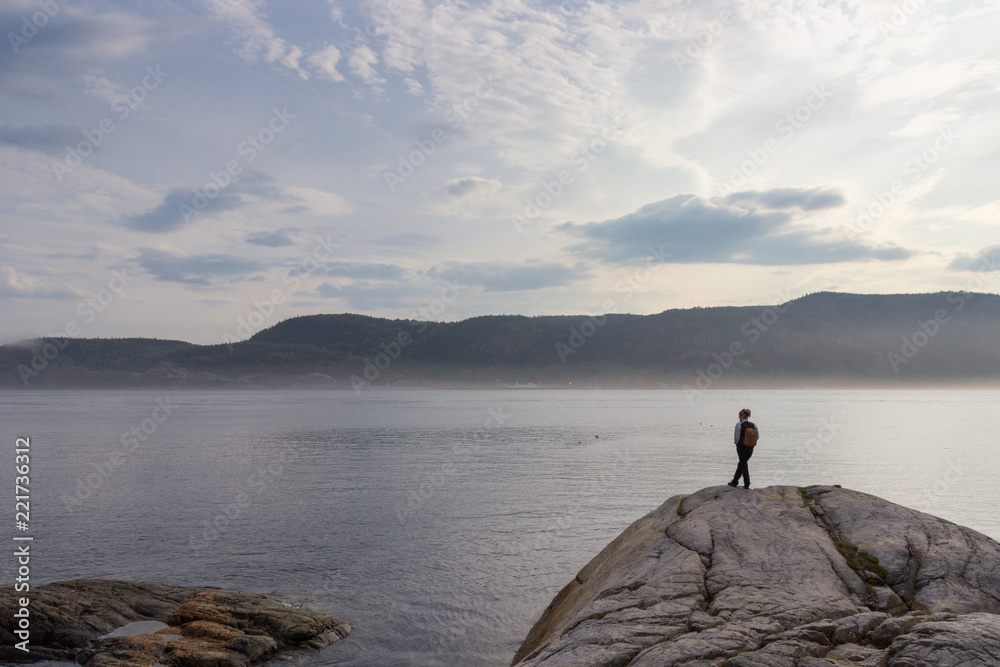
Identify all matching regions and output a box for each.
[511,485,1000,666]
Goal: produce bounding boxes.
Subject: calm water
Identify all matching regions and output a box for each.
[2,389,996,665]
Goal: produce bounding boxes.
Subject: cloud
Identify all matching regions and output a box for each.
[0,125,81,156]
[307,44,345,82]
[316,262,408,282]
[315,282,340,298]
[122,172,302,233]
[433,261,587,292]
[279,44,304,74]
[202,0,310,79]
[348,45,383,85]
[326,1,345,22]
[0,266,73,298]
[0,6,159,97]
[0,5,156,61]
[246,229,298,247]
[315,281,425,308]
[359,0,644,170]
[82,73,129,106]
[314,260,583,309]
[948,245,1000,272]
[137,248,266,286]
[403,77,424,96]
[723,187,845,211]
[374,232,439,247]
[445,176,501,198]
[282,185,349,216]
[236,170,287,200]
[858,59,1000,110]
[123,188,244,233]
[559,188,912,266]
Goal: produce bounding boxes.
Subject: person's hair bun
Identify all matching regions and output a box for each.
[743,408,751,417]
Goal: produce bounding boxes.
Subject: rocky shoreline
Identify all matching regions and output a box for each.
[0,579,350,666]
[6,486,1000,666]
[512,484,1000,666]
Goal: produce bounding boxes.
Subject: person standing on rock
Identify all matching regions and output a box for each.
[728,408,757,489]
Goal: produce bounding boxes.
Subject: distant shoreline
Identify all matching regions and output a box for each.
[5,292,1000,389]
[4,380,1000,391]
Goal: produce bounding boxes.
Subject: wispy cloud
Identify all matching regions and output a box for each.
[445,176,501,198]
[723,187,845,212]
[316,281,425,308]
[374,233,439,247]
[0,5,159,97]
[201,0,310,78]
[316,261,408,282]
[247,228,298,247]
[307,44,345,82]
[122,172,302,233]
[123,188,244,233]
[432,261,587,292]
[0,125,82,156]
[137,248,266,286]
[0,266,74,298]
[348,45,383,86]
[948,244,1000,272]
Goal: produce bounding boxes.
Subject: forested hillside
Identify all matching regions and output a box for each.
[2,292,998,388]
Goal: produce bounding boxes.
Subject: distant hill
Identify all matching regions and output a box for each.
[2,291,999,389]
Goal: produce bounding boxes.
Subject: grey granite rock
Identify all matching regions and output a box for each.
[0,579,350,666]
[512,485,1000,666]
[886,612,1000,665]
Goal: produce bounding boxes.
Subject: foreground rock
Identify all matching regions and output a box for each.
[512,485,1000,666]
[0,579,350,665]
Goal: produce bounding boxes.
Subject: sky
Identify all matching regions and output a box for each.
[1,0,998,345]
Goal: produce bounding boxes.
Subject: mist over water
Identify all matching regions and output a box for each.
[3,389,996,665]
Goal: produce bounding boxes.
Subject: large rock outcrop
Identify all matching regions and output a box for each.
[0,579,350,666]
[512,485,1000,666]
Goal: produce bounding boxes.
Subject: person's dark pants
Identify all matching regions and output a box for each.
[732,444,754,487]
